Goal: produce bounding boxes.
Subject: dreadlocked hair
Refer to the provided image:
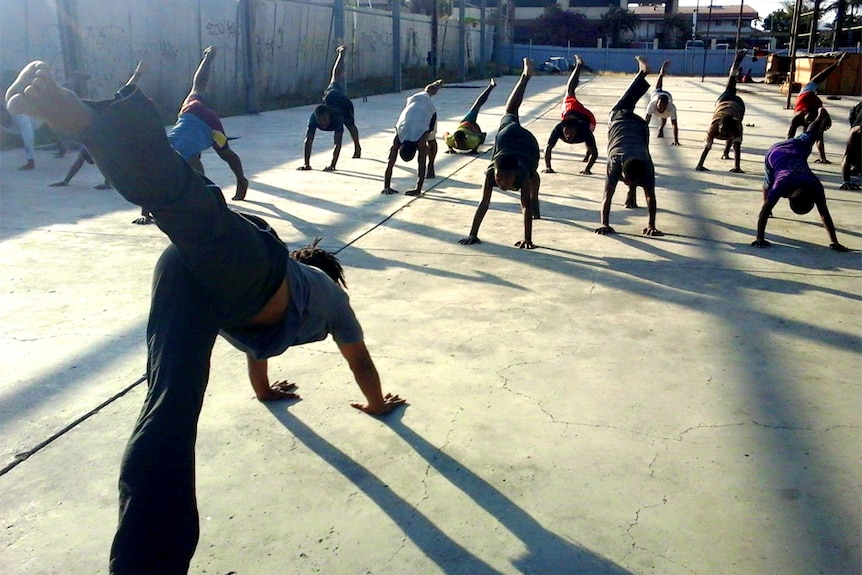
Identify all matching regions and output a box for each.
[289,237,348,288]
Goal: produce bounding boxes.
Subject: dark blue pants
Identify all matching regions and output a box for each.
[78,87,285,575]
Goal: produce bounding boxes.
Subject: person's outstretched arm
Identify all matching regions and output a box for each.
[381,139,399,194]
[731,141,743,172]
[408,143,428,195]
[582,133,598,174]
[327,130,343,171]
[814,137,829,163]
[752,195,779,247]
[51,151,87,186]
[543,129,559,172]
[696,138,711,171]
[671,119,680,145]
[246,356,300,401]
[642,180,663,237]
[788,113,805,138]
[595,169,619,234]
[300,129,315,170]
[516,176,537,249]
[814,195,848,251]
[339,340,405,415]
[459,172,495,244]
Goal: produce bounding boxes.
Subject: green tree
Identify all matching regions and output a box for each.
[823,0,862,47]
[599,6,639,48]
[660,14,692,48]
[763,8,792,47]
[515,5,600,46]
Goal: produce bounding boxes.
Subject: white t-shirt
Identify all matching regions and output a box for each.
[396,91,437,143]
[644,90,677,120]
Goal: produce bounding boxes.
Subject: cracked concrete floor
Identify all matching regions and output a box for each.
[1,69,860,574]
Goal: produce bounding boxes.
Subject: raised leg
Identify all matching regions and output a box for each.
[330,45,346,85]
[724,49,747,94]
[612,56,650,114]
[505,58,533,116]
[467,78,496,117]
[109,246,219,575]
[565,55,584,98]
[189,46,217,97]
[655,59,670,92]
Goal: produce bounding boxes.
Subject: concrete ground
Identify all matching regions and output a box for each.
[1,62,860,575]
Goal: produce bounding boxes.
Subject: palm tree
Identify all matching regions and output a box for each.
[600,6,640,48]
[822,0,862,48]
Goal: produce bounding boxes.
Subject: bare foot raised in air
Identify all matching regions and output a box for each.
[5,61,94,136]
[636,56,650,75]
[658,59,670,76]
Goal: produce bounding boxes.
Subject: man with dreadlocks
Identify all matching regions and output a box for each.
[5,60,404,575]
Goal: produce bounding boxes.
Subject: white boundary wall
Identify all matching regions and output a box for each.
[0,0,493,120]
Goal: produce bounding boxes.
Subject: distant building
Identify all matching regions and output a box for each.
[512,0,627,22]
[630,4,769,48]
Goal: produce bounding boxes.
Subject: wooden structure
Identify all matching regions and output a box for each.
[792,53,862,96]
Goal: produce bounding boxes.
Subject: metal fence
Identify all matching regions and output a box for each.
[514,44,770,77]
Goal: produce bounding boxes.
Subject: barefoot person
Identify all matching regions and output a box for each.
[753,107,848,252]
[543,55,598,174]
[788,52,846,164]
[443,77,496,154]
[459,58,541,249]
[6,60,405,575]
[696,49,748,173]
[644,59,680,146]
[595,56,662,237]
[167,46,249,201]
[50,147,111,189]
[298,45,361,171]
[51,62,148,190]
[381,79,443,196]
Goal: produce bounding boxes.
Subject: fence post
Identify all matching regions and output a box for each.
[393,0,401,92]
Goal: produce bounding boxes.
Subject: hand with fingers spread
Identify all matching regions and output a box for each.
[256,381,300,402]
[351,393,406,416]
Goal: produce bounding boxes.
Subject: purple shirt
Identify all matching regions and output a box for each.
[764,132,822,203]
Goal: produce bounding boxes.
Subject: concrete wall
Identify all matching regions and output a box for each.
[0,0,494,122]
[0,0,65,87]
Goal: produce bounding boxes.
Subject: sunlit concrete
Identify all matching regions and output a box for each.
[1,66,859,575]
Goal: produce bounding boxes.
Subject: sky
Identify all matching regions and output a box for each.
[678,0,788,20]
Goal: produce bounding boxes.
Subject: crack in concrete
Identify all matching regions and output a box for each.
[389,408,461,563]
[623,495,702,573]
